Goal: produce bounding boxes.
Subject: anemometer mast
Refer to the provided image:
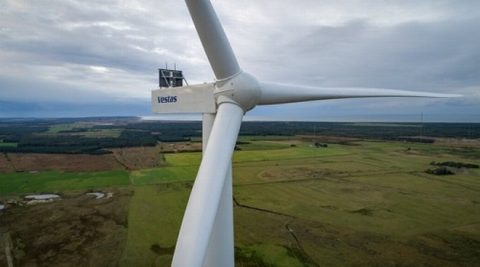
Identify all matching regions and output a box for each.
[159,65,188,88]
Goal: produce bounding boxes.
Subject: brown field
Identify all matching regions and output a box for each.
[0,188,132,267]
[1,146,167,173]
[111,146,166,170]
[0,153,14,172]
[433,137,480,148]
[159,142,202,153]
[4,153,124,172]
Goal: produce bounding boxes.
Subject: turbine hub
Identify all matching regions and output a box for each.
[214,72,261,111]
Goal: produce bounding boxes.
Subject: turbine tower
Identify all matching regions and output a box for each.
[151,1,459,266]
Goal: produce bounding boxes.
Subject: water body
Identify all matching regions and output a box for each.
[85,192,114,199]
[86,192,105,199]
[24,194,60,200]
[24,194,61,205]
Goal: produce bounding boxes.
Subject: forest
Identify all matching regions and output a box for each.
[0,117,478,154]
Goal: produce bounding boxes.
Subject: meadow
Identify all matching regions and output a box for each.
[125,139,480,266]
[1,138,479,266]
[0,170,129,194]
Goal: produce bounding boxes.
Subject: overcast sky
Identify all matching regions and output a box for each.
[1,0,479,121]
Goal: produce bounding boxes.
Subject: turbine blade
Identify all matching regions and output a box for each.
[171,103,244,267]
[185,0,241,80]
[258,82,461,105]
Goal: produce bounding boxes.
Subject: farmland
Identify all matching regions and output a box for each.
[119,139,480,267]
[0,118,479,266]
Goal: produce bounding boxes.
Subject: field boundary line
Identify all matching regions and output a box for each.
[233,197,295,218]
[111,151,131,171]
[285,220,319,267]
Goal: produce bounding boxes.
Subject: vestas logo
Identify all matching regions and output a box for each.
[157,96,177,103]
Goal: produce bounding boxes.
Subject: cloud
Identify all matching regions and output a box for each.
[0,0,479,121]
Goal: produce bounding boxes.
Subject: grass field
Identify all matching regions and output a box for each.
[45,123,121,137]
[121,139,480,266]
[73,128,122,138]
[129,167,197,185]
[1,138,479,266]
[119,184,189,266]
[0,142,17,147]
[0,170,129,194]
[46,123,77,133]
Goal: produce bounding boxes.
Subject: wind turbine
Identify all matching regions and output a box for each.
[151,1,459,266]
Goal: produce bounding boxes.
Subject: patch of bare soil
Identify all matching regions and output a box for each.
[110,146,166,170]
[159,142,202,153]
[434,137,480,148]
[0,188,132,267]
[5,153,124,172]
[0,153,14,172]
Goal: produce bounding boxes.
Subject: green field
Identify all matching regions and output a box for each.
[0,170,130,194]
[1,139,479,266]
[46,123,78,133]
[0,142,17,147]
[126,140,480,266]
[45,123,122,137]
[119,184,189,266]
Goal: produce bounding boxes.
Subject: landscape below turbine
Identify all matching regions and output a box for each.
[150,1,459,266]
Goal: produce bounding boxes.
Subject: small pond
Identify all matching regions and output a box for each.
[24,194,61,205]
[85,192,113,199]
[24,194,60,200]
[86,192,105,199]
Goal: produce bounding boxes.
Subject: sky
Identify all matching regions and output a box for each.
[1,0,479,122]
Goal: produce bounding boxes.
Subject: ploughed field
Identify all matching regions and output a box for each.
[1,137,479,266]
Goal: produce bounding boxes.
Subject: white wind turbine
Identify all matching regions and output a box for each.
[151,1,459,266]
